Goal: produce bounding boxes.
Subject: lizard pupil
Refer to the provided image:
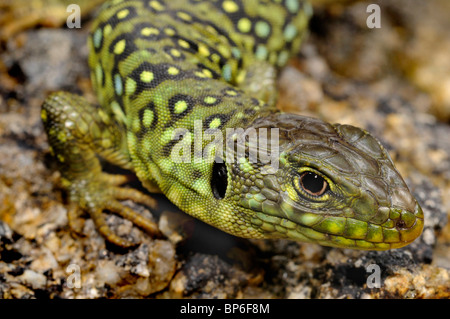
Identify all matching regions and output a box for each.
[300,172,328,196]
[212,161,227,199]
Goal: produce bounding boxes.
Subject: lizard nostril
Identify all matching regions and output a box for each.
[396,219,406,229]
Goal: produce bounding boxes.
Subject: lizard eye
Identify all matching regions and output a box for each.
[211,161,227,199]
[299,171,328,197]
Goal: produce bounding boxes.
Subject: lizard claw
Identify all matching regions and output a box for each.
[66,173,161,248]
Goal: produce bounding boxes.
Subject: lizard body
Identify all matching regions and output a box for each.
[41,0,423,249]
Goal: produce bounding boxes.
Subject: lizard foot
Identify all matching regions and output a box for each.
[66,173,160,248]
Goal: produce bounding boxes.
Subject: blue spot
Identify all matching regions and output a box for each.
[93,28,102,49]
[284,24,298,42]
[222,64,232,82]
[286,0,299,14]
[255,45,268,60]
[231,47,241,59]
[114,74,123,96]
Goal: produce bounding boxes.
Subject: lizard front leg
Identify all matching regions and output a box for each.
[41,91,160,247]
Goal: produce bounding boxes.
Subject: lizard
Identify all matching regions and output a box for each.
[41,0,424,250]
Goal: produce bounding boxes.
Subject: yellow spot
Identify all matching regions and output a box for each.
[167,67,179,75]
[195,71,207,78]
[103,24,112,36]
[178,39,190,48]
[149,0,164,11]
[141,27,159,36]
[222,0,239,13]
[195,69,213,78]
[126,77,137,95]
[177,11,192,21]
[57,154,65,163]
[217,44,231,59]
[143,109,154,128]
[174,100,188,114]
[170,48,181,57]
[211,53,221,63]
[209,118,221,129]
[202,69,213,78]
[140,71,154,83]
[225,89,237,96]
[40,109,47,122]
[114,39,126,55]
[204,96,217,104]
[164,28,176,36]
[117,9,129,19]
[237,18,251,33]
[236,70,246,84]
[198,44,210,57]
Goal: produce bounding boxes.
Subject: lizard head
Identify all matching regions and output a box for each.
[216,113,423,250]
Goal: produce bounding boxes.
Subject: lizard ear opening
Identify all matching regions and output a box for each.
[211,160,227,199]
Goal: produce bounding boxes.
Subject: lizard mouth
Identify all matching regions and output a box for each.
[253,200,424,250]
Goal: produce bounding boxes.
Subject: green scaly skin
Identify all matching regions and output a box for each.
[41,0,424,249]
